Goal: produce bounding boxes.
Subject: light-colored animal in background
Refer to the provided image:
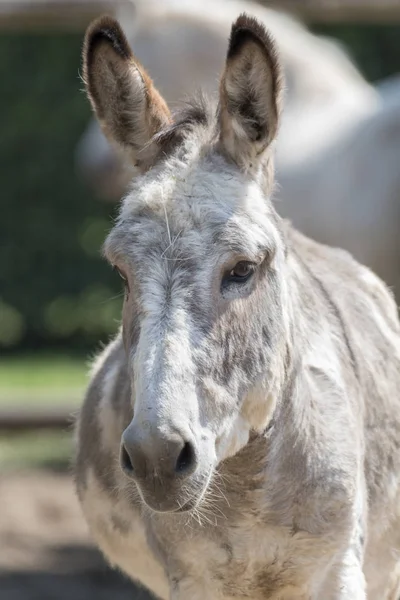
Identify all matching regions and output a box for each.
[277,87,400,293]
[75,0,378,198]
[75,13,400,600]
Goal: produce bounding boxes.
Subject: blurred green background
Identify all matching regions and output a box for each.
[2,26,400,355]
[0,32,122,355]
[0,31,122,426]
[0,23,399,444]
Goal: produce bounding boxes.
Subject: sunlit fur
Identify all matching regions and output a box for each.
[75,12,400,600]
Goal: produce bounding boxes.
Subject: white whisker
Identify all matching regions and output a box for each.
[162,192,172,247]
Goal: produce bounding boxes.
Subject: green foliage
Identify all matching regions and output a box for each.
[0,26,399,353]
[0,33,122,352]
[0,431,73,469]
[0,354,86,404]
[0,299,25,346]
[311,24,400,83]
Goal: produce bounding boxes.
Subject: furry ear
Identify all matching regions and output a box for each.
[219,14,284,169]
[82,16,171,171]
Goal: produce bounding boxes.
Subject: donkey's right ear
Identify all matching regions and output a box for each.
[83,16,171,170]
[218,14,284,170]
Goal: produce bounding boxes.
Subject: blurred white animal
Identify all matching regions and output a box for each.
[277,78,400,292]
[76,0,400,291]
[76,0,378,196]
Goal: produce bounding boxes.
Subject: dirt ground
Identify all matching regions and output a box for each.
[0,469,154,600]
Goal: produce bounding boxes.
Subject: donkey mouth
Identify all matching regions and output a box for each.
[136,462,214,514]
[139,479,209,514]
[140,495,198,514]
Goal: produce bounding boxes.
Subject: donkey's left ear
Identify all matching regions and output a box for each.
[219,14,284,169]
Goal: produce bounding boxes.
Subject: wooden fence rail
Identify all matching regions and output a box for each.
[0,405,76,431]
[0,0,400,30]
[0,0,120,31]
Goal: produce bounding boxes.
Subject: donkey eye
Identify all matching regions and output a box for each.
[113,266,130,292]
[114,266,126,281]
[225,261,256,284]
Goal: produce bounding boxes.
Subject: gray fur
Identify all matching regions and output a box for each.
[75,13,400,600]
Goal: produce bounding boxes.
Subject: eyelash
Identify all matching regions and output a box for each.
[113,266,130,293]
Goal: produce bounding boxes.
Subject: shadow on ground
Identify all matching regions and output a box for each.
[0,469,156,600]
[0,543,155,600]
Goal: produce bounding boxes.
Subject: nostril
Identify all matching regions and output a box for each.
[120,444,134,476]
[175,441,196,475]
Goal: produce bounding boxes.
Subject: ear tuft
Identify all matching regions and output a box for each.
[84,16,132,70]
[227,13,279,69]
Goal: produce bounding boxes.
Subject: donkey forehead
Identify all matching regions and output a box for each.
[106,151,279,263]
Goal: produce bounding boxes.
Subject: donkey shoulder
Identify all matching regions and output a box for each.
[291,227,400,504]
[290,227,399,335]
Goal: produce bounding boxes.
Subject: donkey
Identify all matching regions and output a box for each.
[75,13,400,600]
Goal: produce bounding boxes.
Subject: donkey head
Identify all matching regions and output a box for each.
[83,14,288,513]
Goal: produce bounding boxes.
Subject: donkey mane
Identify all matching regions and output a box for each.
[150,12,284,163]
[153,94,213,156]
